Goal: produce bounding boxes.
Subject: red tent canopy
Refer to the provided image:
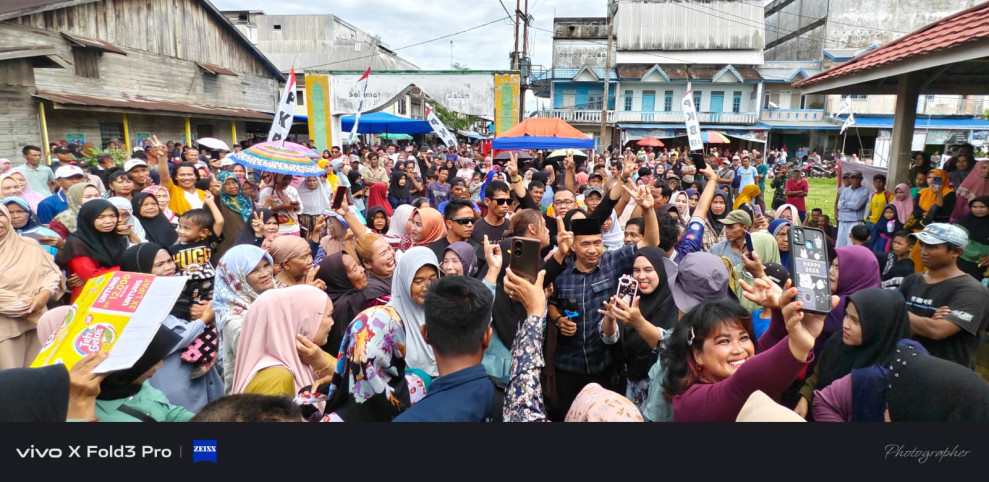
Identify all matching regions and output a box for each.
[499,118,589,139]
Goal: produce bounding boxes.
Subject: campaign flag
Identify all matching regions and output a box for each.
[268,68,297,142]
[425,105,458,148]
[682,82,703,152]
[348,67,372,144]
[841,112,856,134]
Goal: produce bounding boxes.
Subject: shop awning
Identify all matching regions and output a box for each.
[617,123,770,131]
[762,119,842,131]
[33,90,274,120]
[833,116,989,129]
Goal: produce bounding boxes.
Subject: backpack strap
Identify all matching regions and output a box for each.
[117,404,157,423]
[489,375,507,423]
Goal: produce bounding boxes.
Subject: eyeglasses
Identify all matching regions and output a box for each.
[450,217,475,226]
[490,198,511,205]
[553,199,574,206]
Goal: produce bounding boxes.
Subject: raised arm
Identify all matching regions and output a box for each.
[203,191,224,234]
[149,135,174,189]
[563,154,577,193]
[628,185,659,249]
[690,165,718,221]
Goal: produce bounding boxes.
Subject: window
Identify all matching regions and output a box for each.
[273,25,282,30]
[203,72,217,93]
[840,94,867,100]
[398,98,407,115]
[588,92,603,110]
[296,89,305,106]
[763,91,771,109]
[732,91,742,113]
[100,122,123,148]
[624,90,633,111]
[664,91,673,111]
[72,47,100,79]
[693,91,702,111]
[197,124,214,139]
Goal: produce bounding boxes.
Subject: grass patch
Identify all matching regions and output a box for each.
[764,176,840,217]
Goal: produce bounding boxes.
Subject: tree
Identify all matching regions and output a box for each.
[432,102,479,132]
[452,62,470,71]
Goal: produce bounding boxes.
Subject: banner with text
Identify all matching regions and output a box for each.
[268,68,297,142]
[682,82,703,152]
[425,105,458,147]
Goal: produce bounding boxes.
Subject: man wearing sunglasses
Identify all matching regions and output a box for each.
[472,180,512,244]
[428,198,487,277]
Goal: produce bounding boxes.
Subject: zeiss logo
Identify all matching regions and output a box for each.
[192,440,217,463]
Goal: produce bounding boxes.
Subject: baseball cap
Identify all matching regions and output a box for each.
[584,186,604,198]
[219,158,237,168]
[588,172,604,181]
[54,165,85,179]
[762,263,791,288]
[909,223,968,248]
[681,174,695,184]
[669,252,732,313]
[53,146,71,154]
[123,159,148,172]
[732,155,741,161]
[721,209,752,226]
[450,177,468,187]
[841,171,851,178]
[848,170,864,179]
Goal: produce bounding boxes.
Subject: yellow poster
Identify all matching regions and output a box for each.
[494,73,520,136]
[305,73,333,152]
[32,271,186,373]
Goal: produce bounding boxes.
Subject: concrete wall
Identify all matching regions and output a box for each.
[617,83,759,113]
[552,82,617,110]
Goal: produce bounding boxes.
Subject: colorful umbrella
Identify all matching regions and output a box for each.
[231,141,323,176]
[703,131,731,144]
[636,138,665,147]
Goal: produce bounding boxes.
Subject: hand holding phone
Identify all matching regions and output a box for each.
[752,203,763,218]
[331,185,348,210]
[615,275,639,307]
[788,226,831,314]
[743,231,755,256]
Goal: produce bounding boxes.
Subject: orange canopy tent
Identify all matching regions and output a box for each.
[492,118,595,150]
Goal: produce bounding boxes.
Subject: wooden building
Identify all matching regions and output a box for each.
[0,0,284,163]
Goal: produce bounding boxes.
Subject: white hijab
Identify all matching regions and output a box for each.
[107,196,146,243]
[387,246,439,377]
[297,176,331,215]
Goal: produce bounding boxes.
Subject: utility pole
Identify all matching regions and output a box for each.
[450,40,453,69]
[520,0,529,122]
[513,0,521,70]
[600,16,614,153]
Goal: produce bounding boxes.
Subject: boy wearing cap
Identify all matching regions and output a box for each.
[709,209,752,266]
[835,171,869,247]
[124,159,154,191]
[36,166,87,224]
[716,158,735,194]
[901,223,989,370]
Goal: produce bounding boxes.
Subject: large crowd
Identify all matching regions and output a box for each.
[0,136,987,423]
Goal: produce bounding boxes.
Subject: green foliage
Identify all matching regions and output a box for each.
[80,148,129,168]
[432,102,479,132]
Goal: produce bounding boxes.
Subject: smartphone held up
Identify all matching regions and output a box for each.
[788,226,831,314]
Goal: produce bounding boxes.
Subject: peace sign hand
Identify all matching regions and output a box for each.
[251,210,265,237]
[623,184,655,210]
[506,152,519,179]
[555,215,573,257]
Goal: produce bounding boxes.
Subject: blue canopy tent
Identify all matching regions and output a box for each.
[491,117,594,150]
[340,111,434,134]
[491,136,594,149]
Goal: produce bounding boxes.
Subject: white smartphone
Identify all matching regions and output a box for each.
[615,275,639,306]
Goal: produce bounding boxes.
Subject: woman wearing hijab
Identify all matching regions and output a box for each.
[908,168,956,230]
[564,383,644,422]
[314,252,369,355]
[56,200,128,302]
[0,203,62,370]
[142,185,178,228]
[955,195,989,280]
[950,160,989,222]
[266,235,317,289]
[735,232,781,314]
[212,171,255,261]
[258,173,303,236]
[439,241,478,277]
[702,190,729,252]
[231,285,336,397]
[366,206,390,235]
[387,170,414,209]
[2,197,62,257]
[889,183,914,225]
[232,208,279,249]
[214,245,276,394]
[50,183,102,239]
[479,169,498,203]
[795,289,912,421]
[733,184,761,211]
[768,219,791,268]
[885,345,989,422]
[870,204,903,256]
[396,207,445,252]
[774,203,801,224]
[297,175,331,237]
[131,192,178,248]
[598,247,678,411]
[365,182,393,219]
[94,325,195,422]
[1,172,45,214]
[118,243,224,412]
[107,196,146,245]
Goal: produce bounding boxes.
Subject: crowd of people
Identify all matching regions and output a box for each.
[0,136,987,423]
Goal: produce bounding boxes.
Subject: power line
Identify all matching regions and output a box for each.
[297,16,511,71]
[678,2,849,49]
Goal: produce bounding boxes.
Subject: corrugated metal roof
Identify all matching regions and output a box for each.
[757,67,822,82]
[618,123,771,130]
[617,65,761,81]
[833,116,989,129]
[34,90,274,120]
[550,67,618,80]
[615,1,765,51]
[269,49,417,73]
[761,119,841,130]
[196,61,237,76]
[61,32,125,55]
[797,2,989,88]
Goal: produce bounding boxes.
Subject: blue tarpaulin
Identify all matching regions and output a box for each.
[492,135,594,150]
[340,111,434,134]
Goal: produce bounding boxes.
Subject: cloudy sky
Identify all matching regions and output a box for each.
[212,0,604,71]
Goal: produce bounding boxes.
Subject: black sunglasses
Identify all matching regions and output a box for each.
[490,198,511,205]
[450,217,475,226]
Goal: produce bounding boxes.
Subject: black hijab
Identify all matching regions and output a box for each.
[58,199,128,268]
[957,195,989,245]
[131,192,177,247]
[366,206,389,234]
[97,325,181,401]
[706,190,729,236]
[887,345,989,422]
[119,242,193,319]
[388,170,411,202]
[314,252,367,355]
[0,365,70,421]
[816,288,912,392]
[233,208,276,246]
[619,247,678,381]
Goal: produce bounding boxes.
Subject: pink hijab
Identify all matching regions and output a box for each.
[890,183,914,224]
[0,159,11,175]
[4,172,46,213]
[950,161,989,222]
[36,305,72,348]
[231,284,330,394]
[564,383,644,422]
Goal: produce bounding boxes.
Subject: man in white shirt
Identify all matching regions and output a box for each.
[13,145,55,195]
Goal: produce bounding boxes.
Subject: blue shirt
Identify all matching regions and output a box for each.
[671,217,705,263]
[549,243,637,374]
[836,185,870,222]
[393,365,494,422]
[36,190,67,224]
[737,166,758,189]
[437,199,481,216]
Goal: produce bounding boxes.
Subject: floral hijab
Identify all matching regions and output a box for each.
[53,183,94,234]
[217,171,254,222]
[213,245,272,332]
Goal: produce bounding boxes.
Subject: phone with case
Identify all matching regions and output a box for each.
[788,226,831,314]
[615,275,639,306]
[508,237,541,284]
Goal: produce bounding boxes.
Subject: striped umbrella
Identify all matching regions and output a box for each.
[231,141,324,176]
[703,131,731,144]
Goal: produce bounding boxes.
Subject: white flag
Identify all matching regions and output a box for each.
[682,82,703,152]
[841,112,855,134]
[348,67,371,145]
[425,105,458,148]
[267,67,297,142]
[832,97,853,118]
